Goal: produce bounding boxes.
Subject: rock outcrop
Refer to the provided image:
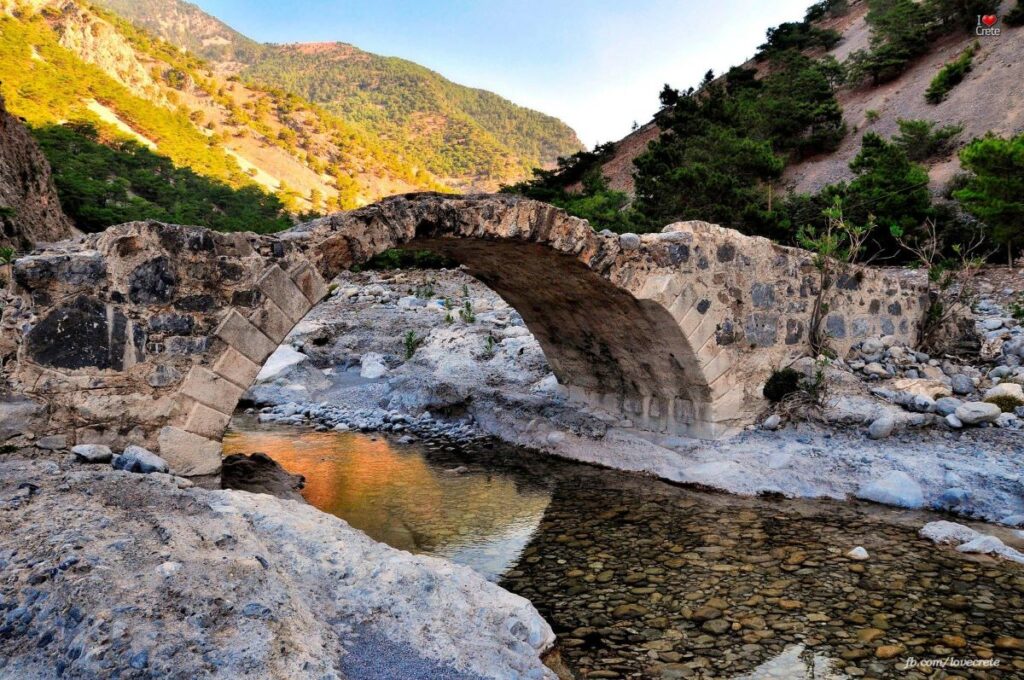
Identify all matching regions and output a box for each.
[0,94,76,250]
[0,454,555,678]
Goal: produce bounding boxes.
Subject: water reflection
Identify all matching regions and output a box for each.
[733,645,847,679]
[223,419,550,580]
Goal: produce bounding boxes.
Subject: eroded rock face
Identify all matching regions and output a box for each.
[0,94,76,249]
[0,194,929,474]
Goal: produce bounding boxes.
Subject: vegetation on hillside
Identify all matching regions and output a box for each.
[242,46,582,183]
[92,0,583,187]
[925,43,977,104]
[33,122,291,233]
[846,0,996,86]
[506,0,1018,266]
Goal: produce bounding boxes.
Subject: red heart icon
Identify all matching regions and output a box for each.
[981,14,997,26]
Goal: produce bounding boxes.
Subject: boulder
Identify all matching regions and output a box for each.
[867,416,895,440]
[984,382,1024,402]
[954,402,1002,425]
[856,470,924,509]
[71,444,113,463]
[112,446,169,474]
[359,352,389,379]
[762,414,782,431]
[255,346,309,384]
[35,435,68,450]
[934,397,963,417]
[950,374,974,395]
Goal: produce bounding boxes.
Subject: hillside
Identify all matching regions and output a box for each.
[92,0,584,191]
[583,0,1024,197]
[0,0,446,220]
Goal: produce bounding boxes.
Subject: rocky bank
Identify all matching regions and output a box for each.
[0,452,555,679]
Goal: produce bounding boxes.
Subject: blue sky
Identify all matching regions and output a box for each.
[193,0,811,146]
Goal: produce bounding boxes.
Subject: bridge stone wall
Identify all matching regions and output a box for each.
[0,194,928,476]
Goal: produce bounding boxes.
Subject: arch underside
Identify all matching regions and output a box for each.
[406,238,712,435]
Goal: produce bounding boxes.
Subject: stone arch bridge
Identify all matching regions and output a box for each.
[1,194,926,476]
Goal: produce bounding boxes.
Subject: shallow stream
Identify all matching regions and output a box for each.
[224,418,1024,679]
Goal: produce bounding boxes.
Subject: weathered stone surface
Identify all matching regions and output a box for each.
[956,401,1002,425]
[25,295,127,370]
[157,426,221,476]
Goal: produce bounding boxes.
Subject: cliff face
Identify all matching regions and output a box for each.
[0,95,76,249]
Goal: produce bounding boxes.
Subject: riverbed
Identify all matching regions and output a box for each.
[224,419,1024,679]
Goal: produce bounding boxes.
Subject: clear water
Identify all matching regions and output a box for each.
[224,419,1024,679]
[223,419,552,581]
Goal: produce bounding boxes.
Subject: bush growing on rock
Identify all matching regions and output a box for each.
[985,395,1024,413]
[763,368,803,402]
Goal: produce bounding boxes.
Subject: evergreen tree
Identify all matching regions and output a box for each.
[954,134,1024,263]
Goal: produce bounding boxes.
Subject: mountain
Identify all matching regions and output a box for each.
[92,0,584,191]
[0,0,444,219]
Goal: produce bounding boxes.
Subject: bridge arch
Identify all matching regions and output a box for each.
[1,194,925,476]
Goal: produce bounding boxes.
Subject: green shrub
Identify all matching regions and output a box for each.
[764,368,804,402]
[892,119,963,161]
[403,330,423,360]
[925,44,976,104]
[985,395,1024,413]
[865,110,880,123]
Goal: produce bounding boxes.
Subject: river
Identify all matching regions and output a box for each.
[224,417,1024,679]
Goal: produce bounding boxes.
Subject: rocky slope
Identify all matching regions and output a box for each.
[587,0,1024,196]
[93,0,584,191]
[0,453,555,679]
[0,93,76,249]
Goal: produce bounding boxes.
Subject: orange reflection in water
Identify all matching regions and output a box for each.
[223,421,551,579]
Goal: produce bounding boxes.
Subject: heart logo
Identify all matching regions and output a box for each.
[981,14,997,26]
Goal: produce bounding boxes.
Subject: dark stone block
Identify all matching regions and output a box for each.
[174,294,215,312]
[785,319,804,345]
[26,296,125,370]
[230,288,260,307]
[825,314,847,339]
[888,302,902,316]
[852,318,870,338]
[148,313,194,335]
[751,283,775,310]
[164,336,209,355]
[744,313,778,347]
[715,319,736,346]
[869,300,880,314]
[271,242,285,258]
[716,244,735,263]
[668,244,690,264]
[697,255,709,270]
[881,318,895,335]
[187,231,215,251]
[836,272,862,291]
[696,299,711,314]
[128,257,176,304]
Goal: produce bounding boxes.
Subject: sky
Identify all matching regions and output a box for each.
[192,0,812,147]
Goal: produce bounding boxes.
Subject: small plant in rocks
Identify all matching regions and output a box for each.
[403,330,424,359]
[481,335,497,359]
[459,301,476,323]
